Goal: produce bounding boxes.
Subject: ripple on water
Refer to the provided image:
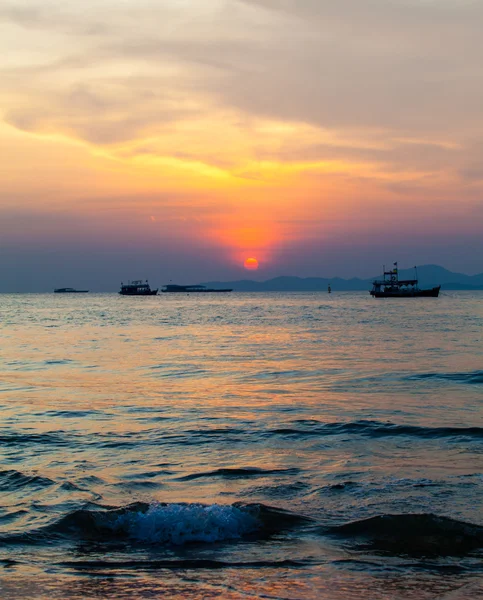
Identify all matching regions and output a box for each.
[408,370,483,385]
[177,467,301,481]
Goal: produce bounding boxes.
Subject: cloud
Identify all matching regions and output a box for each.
[4,81,198,145]
[2,1,483,144]
[0,3,107,36]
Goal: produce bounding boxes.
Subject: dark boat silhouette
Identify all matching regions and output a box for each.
[54,288,89,293]
[119,280,158,296]
[162,284,232,293]
[370,263,440,298]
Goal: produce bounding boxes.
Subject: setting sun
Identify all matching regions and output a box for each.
[244,257,259,270]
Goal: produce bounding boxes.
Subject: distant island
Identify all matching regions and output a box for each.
[199,265,483,292]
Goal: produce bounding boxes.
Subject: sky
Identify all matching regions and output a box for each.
[1,0,483,291]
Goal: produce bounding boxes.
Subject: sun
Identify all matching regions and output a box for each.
[244,257,259,270]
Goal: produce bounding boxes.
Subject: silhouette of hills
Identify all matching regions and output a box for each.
[201,265,483,292]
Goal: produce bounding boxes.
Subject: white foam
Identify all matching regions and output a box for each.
[110,503,260,545]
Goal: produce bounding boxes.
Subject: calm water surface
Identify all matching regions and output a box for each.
[1,292,482,599]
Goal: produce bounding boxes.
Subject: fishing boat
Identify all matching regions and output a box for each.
[161,284,232,293]
[54,288,89,293]
[370,263,440,298]
[119,280,158,296]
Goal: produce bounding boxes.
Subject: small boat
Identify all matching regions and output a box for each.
[119,280,158,296]
[161,284,232,293]
[370,263,440,298]
[54,288,89,293]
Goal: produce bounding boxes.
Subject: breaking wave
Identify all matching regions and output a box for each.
[0,502,311,547]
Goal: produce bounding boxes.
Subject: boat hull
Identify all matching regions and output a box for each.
[370,286,441,298]
[162,289,232,293]
[119,290,158,296]
[54,289,89,293]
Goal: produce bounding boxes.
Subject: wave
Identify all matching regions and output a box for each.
[0,431,71,447]
[147,366,209,379]
[60,558,306,571]
[327,513,483,556]
[409,371,483,385]
[0,502,311,547]
[243,481,311,499]
[268,420,483,440]
[6,501,481,558]
[177,467,300,481]
[0,469,55,491]
[183,428,247,436]
[0,509,29,524]
[2,420,480,453]
[248,370,309,381]
[113,480,165,490]
[40,409,105,419]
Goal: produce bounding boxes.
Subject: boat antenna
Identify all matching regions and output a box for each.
[414,265,418,281]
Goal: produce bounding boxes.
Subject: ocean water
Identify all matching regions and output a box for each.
[0,291,482,599]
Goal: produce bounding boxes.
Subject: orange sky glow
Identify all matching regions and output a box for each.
[1,0,482,289]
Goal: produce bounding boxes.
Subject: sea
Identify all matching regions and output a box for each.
[1,291,482,599]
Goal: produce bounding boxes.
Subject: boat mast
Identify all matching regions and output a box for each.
[392,262,398,287]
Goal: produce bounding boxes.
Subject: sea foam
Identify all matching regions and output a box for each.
[108,502,260,544]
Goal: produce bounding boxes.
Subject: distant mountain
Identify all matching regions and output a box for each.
[387,265,483,289]
[200,265,483,292]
